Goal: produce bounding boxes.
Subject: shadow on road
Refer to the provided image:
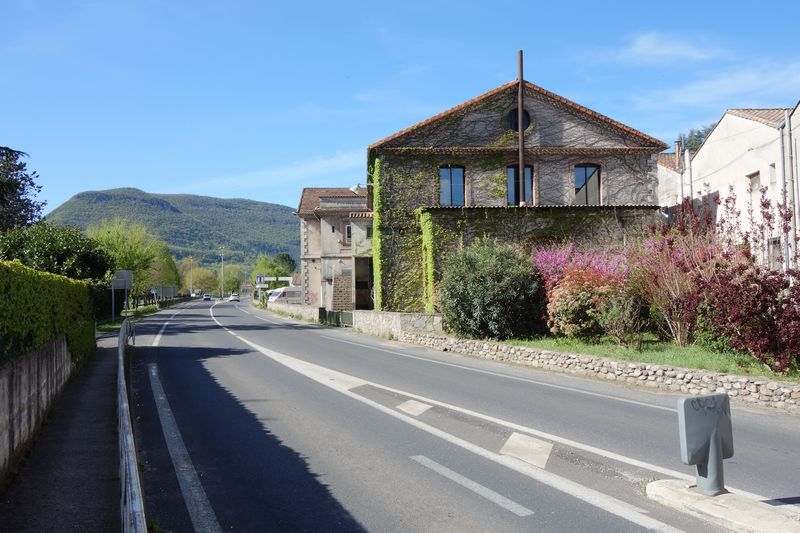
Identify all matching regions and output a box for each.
[130,341,366,532]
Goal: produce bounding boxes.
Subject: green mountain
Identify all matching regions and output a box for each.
[47,188,298,265]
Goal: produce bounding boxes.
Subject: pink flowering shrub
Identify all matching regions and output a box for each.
[533,244,627,293]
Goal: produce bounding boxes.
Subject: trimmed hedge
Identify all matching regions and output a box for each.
[0,260,95,365]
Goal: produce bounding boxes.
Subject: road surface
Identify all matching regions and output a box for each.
[128,299,800,532]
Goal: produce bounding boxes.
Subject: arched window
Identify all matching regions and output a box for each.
[507,108,531,131]
[439,165,465,206]
[573,163,601,205]
[506,165,533,205]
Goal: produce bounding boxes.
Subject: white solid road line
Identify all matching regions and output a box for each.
[148,364,223,533]
[151,309,183,347]
[397,399,433,416]
[210,304,681,532]
[500,433,553,469]
[411,455,534,517]
[223,303,775,505]
[321,334,676,413]
[237,306,674,413]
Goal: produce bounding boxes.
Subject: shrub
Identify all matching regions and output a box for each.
[0,222,112,281]
[439,239,546,339]
[533,244,627,293]
[0,260,95,364]
[701,264,800,371]
[547,268,619,339]
[598,286,648,348]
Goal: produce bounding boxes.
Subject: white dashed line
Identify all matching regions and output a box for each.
[411,455,533,517]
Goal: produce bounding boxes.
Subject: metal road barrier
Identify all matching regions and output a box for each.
[118,319,147,532]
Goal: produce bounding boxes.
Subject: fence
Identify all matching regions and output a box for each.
[117,319,146,532]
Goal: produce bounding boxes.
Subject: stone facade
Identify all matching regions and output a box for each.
[399,332,800,414]
[351,310,443,339]
[369,80,666,312]
[265,301,322,323]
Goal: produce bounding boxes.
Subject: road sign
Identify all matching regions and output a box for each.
[112,270,134,289]
[677,393,733,495]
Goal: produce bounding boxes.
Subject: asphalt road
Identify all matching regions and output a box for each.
[129,299,800,532]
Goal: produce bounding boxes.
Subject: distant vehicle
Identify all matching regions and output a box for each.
[267,286,302,304]
[202,293,212,301]
[228,293,240,302]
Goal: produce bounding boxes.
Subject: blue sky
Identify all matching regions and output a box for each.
[3,1,800,212]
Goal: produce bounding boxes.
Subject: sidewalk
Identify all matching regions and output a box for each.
[0,335,120,531]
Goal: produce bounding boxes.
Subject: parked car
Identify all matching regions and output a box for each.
[267,286,302,304]
[203,293,212,301]
[228,293,240,302]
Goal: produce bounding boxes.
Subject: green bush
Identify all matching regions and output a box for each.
[598,287,648,348]
[0,222,112,280]
[439,240,546,339]
[0,260,95,364]
[547,268,617,340]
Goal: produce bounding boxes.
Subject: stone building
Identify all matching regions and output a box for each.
[296,187,373,310]
[367,79,667,312]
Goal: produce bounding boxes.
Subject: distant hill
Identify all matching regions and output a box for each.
[47,188,298,265]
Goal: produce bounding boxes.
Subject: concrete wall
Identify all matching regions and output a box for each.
[351,310,443,339]
[266,301,321,323]
[0,337,73,483]
[657,164,681,207]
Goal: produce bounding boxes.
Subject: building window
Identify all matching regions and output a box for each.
[331,223,336,233]
[769,164,777,187]
[573,163,601,205]
[748,171,761,207]
[439,165,465,207]
[345,224,352,244]
[507,108,531,131]
[506,165,533,205]
[366,225,373,238]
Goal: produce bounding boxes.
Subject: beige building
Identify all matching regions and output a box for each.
[296,187,373,310]
[658,106,800,267]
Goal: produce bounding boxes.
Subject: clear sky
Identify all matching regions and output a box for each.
[3,0,800,212]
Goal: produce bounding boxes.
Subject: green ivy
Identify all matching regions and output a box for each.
[0,260,95,365]
[370,157,384,310]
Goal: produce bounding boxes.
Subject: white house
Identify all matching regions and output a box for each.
[658,105,800,268]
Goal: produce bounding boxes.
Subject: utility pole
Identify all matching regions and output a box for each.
[786,109,797,267]
[517,49,525,206]
[219,247,225,299]
[779,120,790,272]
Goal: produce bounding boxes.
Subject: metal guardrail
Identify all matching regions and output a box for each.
[117,319,147,532]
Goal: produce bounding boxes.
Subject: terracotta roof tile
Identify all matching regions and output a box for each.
[369,80,667,151]
[727,108,790,128]
[348,211,373,219]
[657,152,681,172]
[297,187,366,215]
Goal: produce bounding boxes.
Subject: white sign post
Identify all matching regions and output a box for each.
[111,270,134,321]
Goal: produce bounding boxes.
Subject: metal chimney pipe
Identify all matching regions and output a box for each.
[517,50,525,206]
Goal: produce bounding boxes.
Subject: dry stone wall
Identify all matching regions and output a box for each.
[399,332,800,414]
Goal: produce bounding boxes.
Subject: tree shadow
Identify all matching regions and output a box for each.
[130,343,366,532]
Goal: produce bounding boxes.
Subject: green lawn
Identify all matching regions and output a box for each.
[507,336,800,382]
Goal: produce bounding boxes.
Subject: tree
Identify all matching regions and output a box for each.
[220,264,245,293]
[87,218,160,298]
[0,222,112,280]
[189,267,216,293]
[149,242,180,289]
[250,253,293,284]
[678,124,715,153]
[274,253,296,274]
[0,147,45,230]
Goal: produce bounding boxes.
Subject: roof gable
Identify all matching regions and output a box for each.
[370,80,666,151]
[727,108,789,128]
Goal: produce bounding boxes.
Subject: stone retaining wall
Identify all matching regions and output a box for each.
[265,301,322,323]
[0,337,73,483]
[351,310,443,339]
[399,332,800,414]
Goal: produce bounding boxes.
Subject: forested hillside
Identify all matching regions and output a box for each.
[47,188,298,264]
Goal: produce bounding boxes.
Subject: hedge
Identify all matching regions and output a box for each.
[0,260,95,365]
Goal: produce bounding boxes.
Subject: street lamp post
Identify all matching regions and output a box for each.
[220,247,225,299]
